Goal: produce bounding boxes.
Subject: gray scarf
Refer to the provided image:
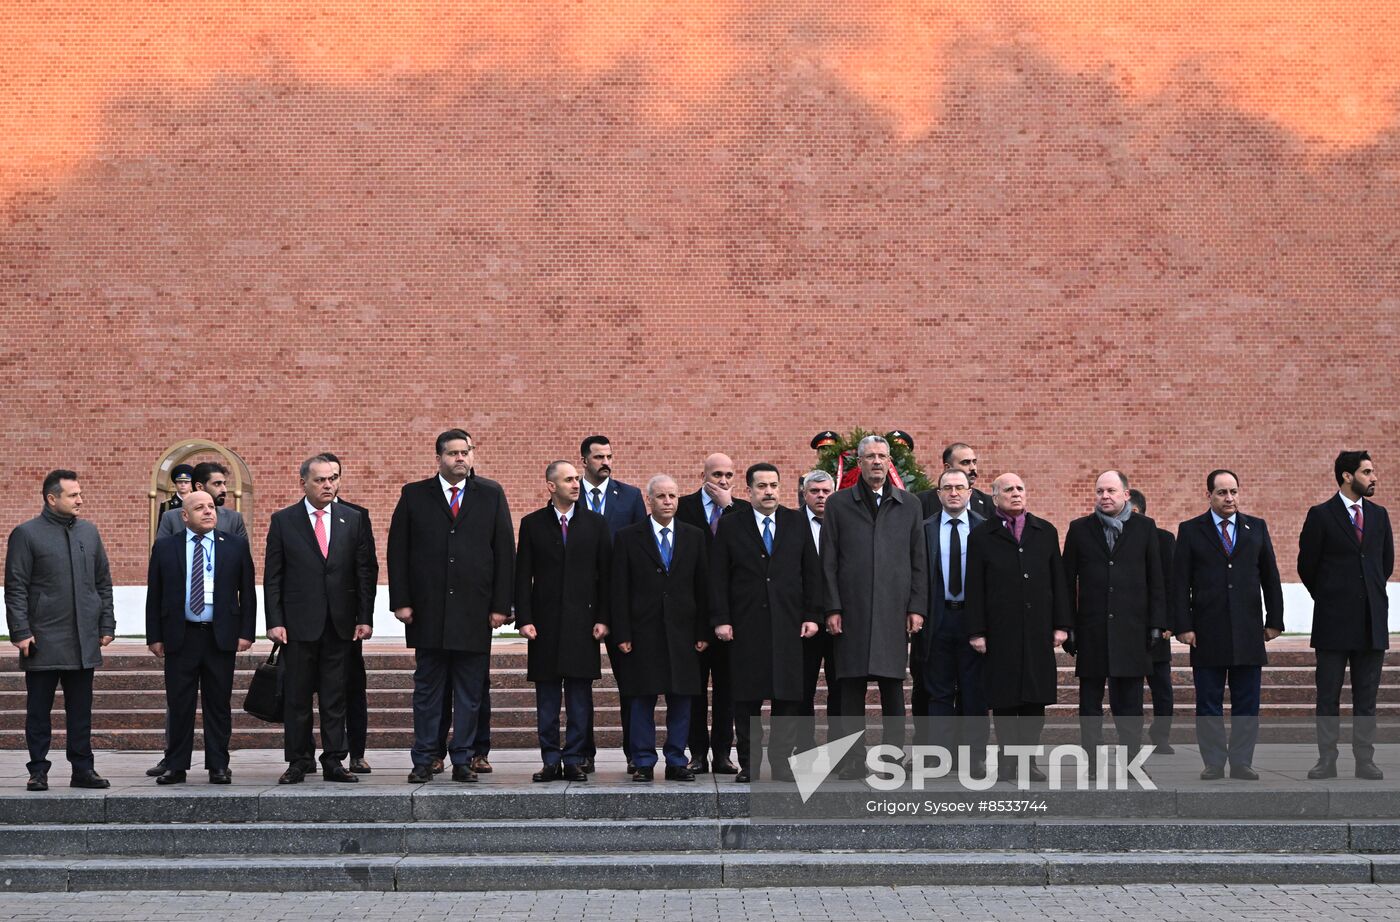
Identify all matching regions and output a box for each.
[1095,504,1132,551]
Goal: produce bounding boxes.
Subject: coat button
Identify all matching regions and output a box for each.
[1025,602,1032,609]
[1109,587,1115,593]
[1109,561,1114,566]
[1228,563,1232,569]
[657,568,663,574]
[449,590,454,595]
[1227,584,1233,589]
[1018,548,1024,553]
[1109,613,1114,618]
[1023,573,1029,579]
[450,529,455,535]
[449,558,455,564]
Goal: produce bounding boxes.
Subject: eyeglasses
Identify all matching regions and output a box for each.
[937,484,971,493]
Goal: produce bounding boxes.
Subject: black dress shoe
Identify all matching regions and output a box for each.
[837,763,866,781]
[430,757,445,775]
[968,760,989,778]
[70,769,110,789]
[626,761,637,775]
[156,769,187,785]
[209,768,232,784]
[295,759,317,774]
[1228,764,1259,781]
[563,765,588,782]
[734,771,751,783]
[770,767,795,783]
[348,758,372,774]
[145,761,168,778]
[688,757,710,774]
[278,765,306,785]
[1153,743,1176,755]
[712,758,739,775]
[1200,764,1225,780]
[1027,761,1047,783]
[632,766,654,782]
[581,758,596,775]
[1307,757,1338,780]
[26,772,48,792]
[1356,761,1385,780]
[407,766,433,784]
[322,764,359,783]
[451,765,479,783]
[665,765,697,781]
[532,764,563,783]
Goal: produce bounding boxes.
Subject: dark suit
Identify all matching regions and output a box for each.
[915,508,988,756]
[1174,511,1284,770]
[387,473,514,770]
[265,500,377,767]
[1063,512,1166,757]
[1147,528,1177,747]
[611,519,710,769]
[920,487,993,522]
[798,507,838,749]
[965,513,1071,756]
[145,529,257,772]
[516,503,611,768]
[710,506,822,776]
[583,477,648,762]
[676,489,751,765]
[157,505,247,540]
[334,496,379,761]
[1298,494,1394,761]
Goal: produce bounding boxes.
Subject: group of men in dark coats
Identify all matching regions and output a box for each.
[6,440,1392,791]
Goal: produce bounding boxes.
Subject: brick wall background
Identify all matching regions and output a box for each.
[2,2,1397,585]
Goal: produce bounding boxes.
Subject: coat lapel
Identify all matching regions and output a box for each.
[641,523,665,569]
[212,532,226,608]
[292,506,324,559]
[1329,495,1362,547]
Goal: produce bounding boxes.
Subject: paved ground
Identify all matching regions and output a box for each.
[4,884,1400,920]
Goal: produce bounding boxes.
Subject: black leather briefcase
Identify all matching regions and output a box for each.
[242,643,285,723]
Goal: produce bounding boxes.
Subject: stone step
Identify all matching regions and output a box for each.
[3,640,1391,673]
[0,850,1393,891]
[3,681,1396,713]
[4,818,1399,858]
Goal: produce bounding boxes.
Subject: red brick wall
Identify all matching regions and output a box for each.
[3,3,1398,584]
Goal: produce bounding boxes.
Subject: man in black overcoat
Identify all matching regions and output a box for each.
[611,474,711,782]
[711,463,822,783]
[516,460,611,782]
[965,473,1072,783]
[264,455,378,784]
[1063,471,1166,769]
[1130,489,1178,754]
[1174,469,1284,780]
[675,451,750,775]
[1298,450,1394,780]
[387,428,514,784]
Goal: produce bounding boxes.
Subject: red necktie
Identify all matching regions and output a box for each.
[313,510,329,558]
[1219,518,1233,555]
[449,486,461,516]
[1352,504,1364,544]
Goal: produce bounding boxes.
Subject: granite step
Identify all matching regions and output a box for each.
[0,850,1394,891]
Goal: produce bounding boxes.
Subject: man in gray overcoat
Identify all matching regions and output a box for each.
[822,435,927,778]
[5,470,115,791]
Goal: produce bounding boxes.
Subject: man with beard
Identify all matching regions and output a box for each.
[919,443,994,521]
[711,463,822,782]
[1063,471,1166,774]
[1174,470,1284,780]
[965,473,1071,783]
[1298,451,1393,780]
[157,461,247,539]
[579,435,648,774]
[823,435,927,779]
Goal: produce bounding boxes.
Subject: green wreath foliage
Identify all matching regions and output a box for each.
[813,428,931,494]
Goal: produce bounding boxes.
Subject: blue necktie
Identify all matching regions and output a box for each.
[590,487,602,514]
[189,535,205,615]
[762,516,773,554]
[659,527,672,570]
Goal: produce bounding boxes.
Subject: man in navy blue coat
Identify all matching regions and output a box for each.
[1174,470,1284,780]
[146,490,256,784]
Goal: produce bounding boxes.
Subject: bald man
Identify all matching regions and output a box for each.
[146,490,257,784]
[675,452,751,774]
